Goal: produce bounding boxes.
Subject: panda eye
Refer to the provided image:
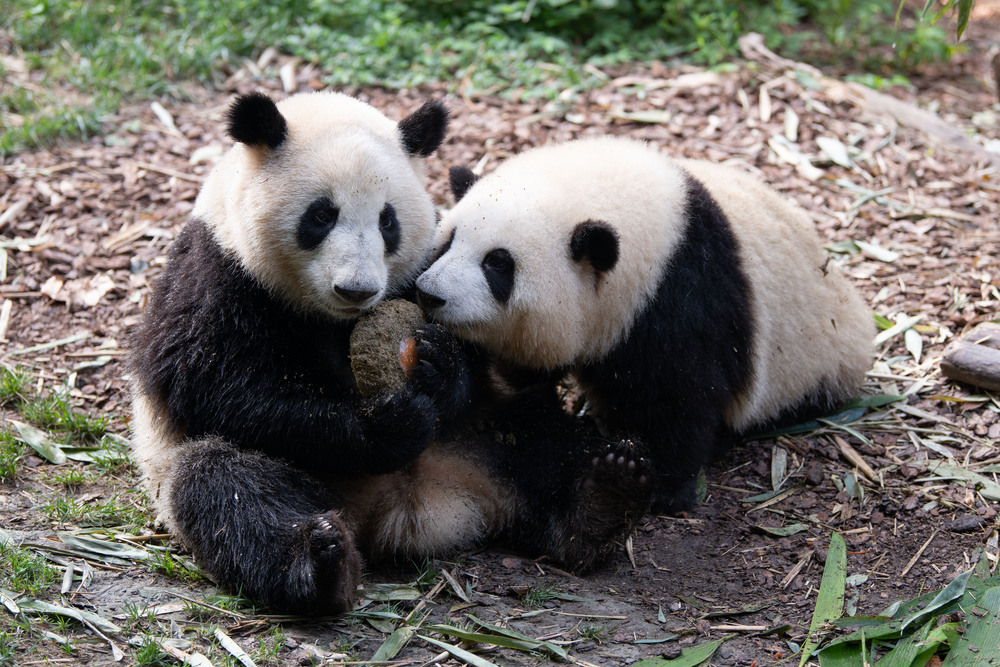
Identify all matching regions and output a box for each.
[482,248,515,304]
[483,248,513,273]
[379,203,401,255]
[298,197,339,250]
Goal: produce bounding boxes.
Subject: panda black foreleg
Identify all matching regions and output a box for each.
[169,438,363,614]
[410,323,493,433]
[648,416,735,515]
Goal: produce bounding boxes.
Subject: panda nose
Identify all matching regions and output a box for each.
[334,285,378,304]
[416,287,446,312]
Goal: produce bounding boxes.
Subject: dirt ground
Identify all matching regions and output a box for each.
[2,25,1000,667]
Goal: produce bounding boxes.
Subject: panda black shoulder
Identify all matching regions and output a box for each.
[577,169,756,430]
[130,218,354,434]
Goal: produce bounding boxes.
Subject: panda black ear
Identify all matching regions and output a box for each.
[570,220,619,276]
[398,100,449,157]
[449,166,479,202]
[225,91,288,150]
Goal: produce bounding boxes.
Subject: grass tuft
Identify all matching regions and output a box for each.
[0,542,60,595]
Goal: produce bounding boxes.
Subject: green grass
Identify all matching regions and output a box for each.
[0,542,60,595]
[40,491,147,529]
[0,629,17,666]
[148,548,201,582]
[133,639,172,667]
[522,584,562,608]
[0,367,30,405]
[0,367,125,482]
[0,431,25,483]
[2,0,962,155]
[18,393,108,444]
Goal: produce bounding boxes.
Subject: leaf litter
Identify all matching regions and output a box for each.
[2,22,1000,667]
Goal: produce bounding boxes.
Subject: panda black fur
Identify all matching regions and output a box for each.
[130,95,652,614]
[416,137,875,513]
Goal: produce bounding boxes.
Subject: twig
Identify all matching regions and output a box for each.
[9,332,90,356]
[169,591,246,619]
[832,435,878,482]
[781,550,814,590]
[901,529,939,577]
[134,161,203,183]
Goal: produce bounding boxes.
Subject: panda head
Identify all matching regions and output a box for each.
[416,138,690,370]
[194,90,448,320]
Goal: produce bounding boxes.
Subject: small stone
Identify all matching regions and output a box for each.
[805,460,825,486]
[946,514,985,533]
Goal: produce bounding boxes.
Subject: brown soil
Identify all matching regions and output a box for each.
[2,32,1000,667]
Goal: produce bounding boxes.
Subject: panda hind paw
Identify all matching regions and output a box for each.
[556,439,653,571]
[579,439,653,533]
[292,511,363,615]
[583,439,653,503]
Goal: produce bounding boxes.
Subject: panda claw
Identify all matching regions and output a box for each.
[293,511,363,614]
[582,439,653,508]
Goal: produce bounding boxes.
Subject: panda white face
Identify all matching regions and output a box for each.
[195,91,447,321]
[416,138,691,370]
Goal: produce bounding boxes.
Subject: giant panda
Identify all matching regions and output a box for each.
[416,136,875,514]
[129,95,652,615]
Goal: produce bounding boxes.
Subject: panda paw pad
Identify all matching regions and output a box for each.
[586,439,652,493]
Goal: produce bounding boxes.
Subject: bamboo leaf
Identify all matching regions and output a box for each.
[904,327,922,363]
[816,136,853,168]
[900,568,972,632]
[214,627,257,667]
[755,523,809,537]
[872,619,937,666]
[9,419,66,464]
[771,446,787,491]
[856,240,900,263]
[19,598,121,634]
[418,634,499,667]
[425,623,567,659]
[940,586,1000,665]
[800,532,846,666]
[58,532,150,561]
[633,637,728,666]
[357,583,423,601]
[956,0,972,38]
[926,463,1000,502]
[370,625,417,662]
[466,615,569,658]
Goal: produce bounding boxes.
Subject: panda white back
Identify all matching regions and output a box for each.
[678,159,873,431]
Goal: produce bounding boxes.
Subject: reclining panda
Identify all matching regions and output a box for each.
[129,93,651,614]
[417,137,875,513]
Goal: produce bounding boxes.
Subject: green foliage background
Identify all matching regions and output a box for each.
[0,0,965,154]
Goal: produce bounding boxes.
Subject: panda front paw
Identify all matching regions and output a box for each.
[361,388,437,472]
[410,323,472,415]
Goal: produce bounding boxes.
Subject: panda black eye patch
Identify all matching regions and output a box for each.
[482,248,515,304]
[297,197,339,250]
[379,203,400,255]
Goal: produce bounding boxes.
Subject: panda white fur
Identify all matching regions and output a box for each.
[416,137,875,513]
[130,95,652,615]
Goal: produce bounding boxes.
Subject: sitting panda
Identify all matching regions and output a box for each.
[129,94,652,615]
[416,137,875,514]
